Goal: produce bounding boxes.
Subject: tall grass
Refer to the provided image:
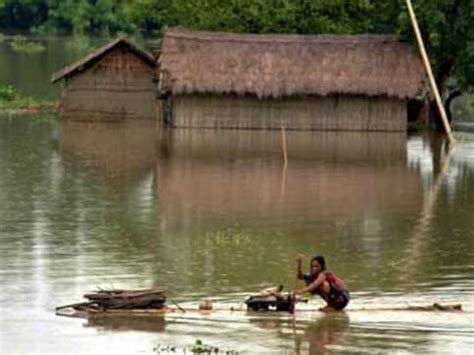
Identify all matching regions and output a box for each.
[0,84,55,110]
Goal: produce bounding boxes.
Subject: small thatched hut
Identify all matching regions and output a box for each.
[52,38,157,121]
[158,29,427,131]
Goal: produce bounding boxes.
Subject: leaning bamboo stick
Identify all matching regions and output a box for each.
[406,0,454,144]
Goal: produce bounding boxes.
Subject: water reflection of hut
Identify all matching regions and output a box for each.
[59,121,159,184]
[51,38,157,121]
[158,29,426,131]
[156,131,423,226]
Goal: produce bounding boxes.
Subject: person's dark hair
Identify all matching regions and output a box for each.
[310,256,326,271]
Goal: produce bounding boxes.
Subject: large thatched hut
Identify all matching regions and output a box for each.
[52,38,157,121]
[158,29,427,131]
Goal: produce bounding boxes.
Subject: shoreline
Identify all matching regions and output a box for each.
[0,103,58,115]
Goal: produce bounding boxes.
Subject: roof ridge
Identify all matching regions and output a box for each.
[51,38,155,83]
[164,28,398,44]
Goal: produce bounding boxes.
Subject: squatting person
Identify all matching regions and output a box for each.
[293,255,350,311]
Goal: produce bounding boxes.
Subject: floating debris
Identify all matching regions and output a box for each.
[56,287,166,313]
[244,285,306,313]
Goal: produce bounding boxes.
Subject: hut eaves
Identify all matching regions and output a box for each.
[51,38,156,83]
[159,28,427,99]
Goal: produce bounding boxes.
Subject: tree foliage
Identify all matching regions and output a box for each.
[0,0,472,92]
[397,0,473,93]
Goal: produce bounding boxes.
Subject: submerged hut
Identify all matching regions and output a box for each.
[51,38,157,121]
[158,29,427,131]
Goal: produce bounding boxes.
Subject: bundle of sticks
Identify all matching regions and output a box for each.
[82,287,167,310]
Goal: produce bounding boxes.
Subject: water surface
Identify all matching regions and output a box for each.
[0,35,159,100]
[0,117,473,354]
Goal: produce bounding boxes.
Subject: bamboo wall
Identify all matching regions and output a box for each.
[168,94,407,131]
[60,48,157,121]
[159,129,407,165]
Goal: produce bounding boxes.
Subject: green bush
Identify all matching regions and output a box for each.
[10,35,46,53]
[0,85,20,102]
[0,84,56,110]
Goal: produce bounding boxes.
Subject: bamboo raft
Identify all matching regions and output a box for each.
[56,303,463,320]
[55,287,463,319]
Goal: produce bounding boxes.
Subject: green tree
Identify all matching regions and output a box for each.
[362,1,473,94]
[163,0,375,34]
[28,0,133,35]
[359,0,472,116]
[0,0,48,31]
[398,0,473,94]
[123,0,176,36]
[0,0,471,96]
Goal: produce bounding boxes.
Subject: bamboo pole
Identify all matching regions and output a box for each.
[281,122,288,168]
[405,0,454,144]
[280,121,288,199]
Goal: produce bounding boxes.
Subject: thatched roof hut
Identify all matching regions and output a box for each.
[160,28,425,99]
[51,38,155,83]
[52,38,158,121]
[159,28,427,131]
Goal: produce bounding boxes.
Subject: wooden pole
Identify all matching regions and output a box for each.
[405,0,454,144]
[169,298,186,313]
[280,121,288,199]
[281,122,288,168]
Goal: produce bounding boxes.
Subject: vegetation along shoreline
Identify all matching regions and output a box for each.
[0,84,57,115]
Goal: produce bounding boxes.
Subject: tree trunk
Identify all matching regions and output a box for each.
[429,90,462,131]
[445,90,462,122]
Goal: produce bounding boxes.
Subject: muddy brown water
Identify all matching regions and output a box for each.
[0,116,473,354]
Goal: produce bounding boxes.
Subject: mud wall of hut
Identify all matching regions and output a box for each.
[167,94,407,131]
[60,48,157,121]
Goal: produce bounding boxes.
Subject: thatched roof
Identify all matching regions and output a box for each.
[159,28,426,99]
[51,38,156,83]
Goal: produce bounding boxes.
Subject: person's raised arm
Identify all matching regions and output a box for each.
[296,254,305,280]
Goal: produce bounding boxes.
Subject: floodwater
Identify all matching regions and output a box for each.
[0,35,159,100]
[0,34,473,354]
[0,116,473,354]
